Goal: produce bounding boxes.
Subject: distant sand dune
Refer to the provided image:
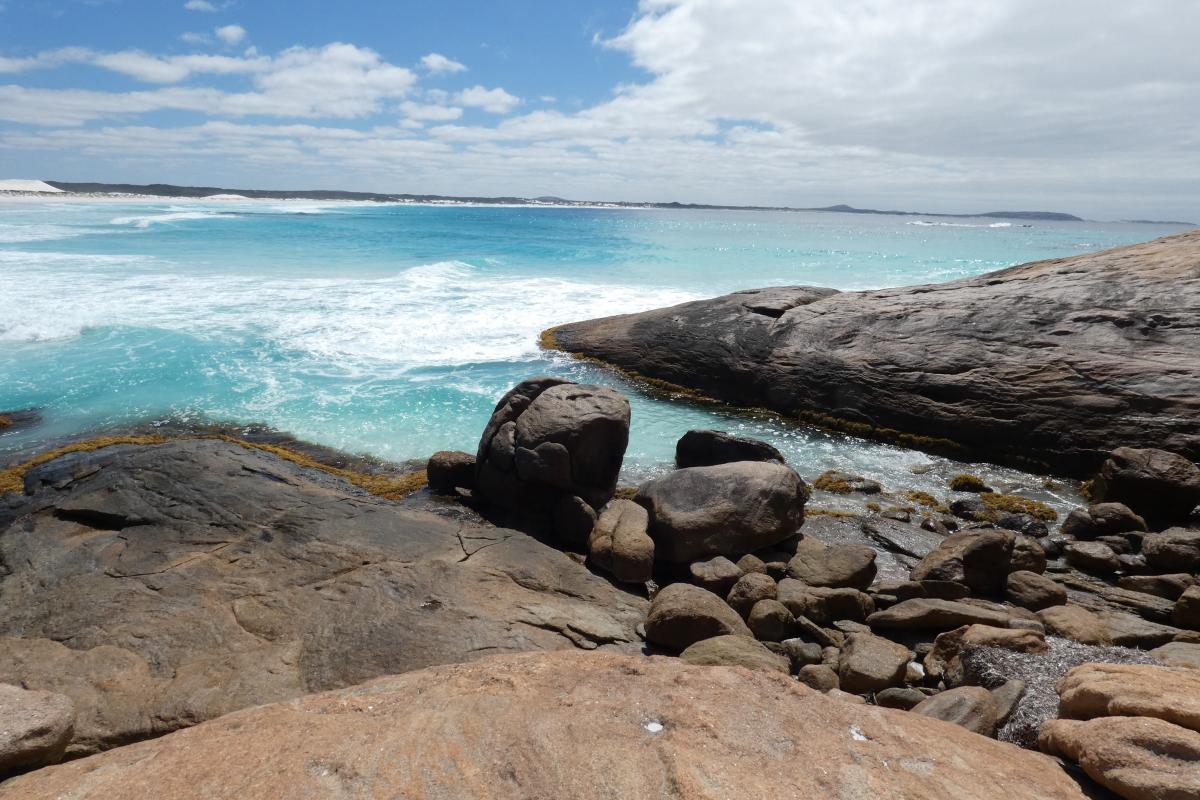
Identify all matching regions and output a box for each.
[0,179,65,193]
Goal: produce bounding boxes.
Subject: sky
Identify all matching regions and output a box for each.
[0,0,1197,220]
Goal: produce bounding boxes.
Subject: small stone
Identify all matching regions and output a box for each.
[786,539,877,590]
[726,572,777,618]
[1005,570,1067,611]
[688,556,742,595]
[746,599,795,642]
[875,687,926,710]
[779,639,823,670]
[797,664,839,692]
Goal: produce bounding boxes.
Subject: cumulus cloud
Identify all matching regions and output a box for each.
[215,24,247,46]
[420,53,466,74]
[455,85,520,114]
[184,0,217,10]
[399,101,463,122]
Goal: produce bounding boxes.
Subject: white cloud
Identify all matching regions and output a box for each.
[420,53,466,74]
[184,0,217,11]
[399,101,463,122]
[455,85,520,114]
[215,24,247,46]
[180,32,210,45]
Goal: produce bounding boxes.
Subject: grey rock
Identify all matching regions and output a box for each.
[1064,541,1120,575]
[911,531,1015,595]
[1060,502,1147,540]
[426,450,476,493]
[868,598,1015,632]
[786,538,877,590]
[875,687,927,710]
[1174,586,1200,631]
[912,686,1000,737]
[726,572,778,618]
[644,583,751,651]
[746,599,796,642]
[1142,528,1200,573]
[1119,573,1198,601]
[780,639,823,670]
[679,634,790,673]
[674,429,784,468]
[0,684,75,778]
[688,555,742,595]
[1089,447,1200,528]
[797,664,840,692]
[555,494,597,548]
[635,462,808,563]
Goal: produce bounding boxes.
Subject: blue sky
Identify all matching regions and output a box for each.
[1,1,1198,219]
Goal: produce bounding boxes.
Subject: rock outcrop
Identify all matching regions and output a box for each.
[0,650,1096,800]
[547,231,1200,474]
[0,439,645,758]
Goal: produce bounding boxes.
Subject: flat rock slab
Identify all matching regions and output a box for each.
[0,650,1093,800]
[0,440,646,757]
[550,231,1200,474]
[1057,662,1200,734]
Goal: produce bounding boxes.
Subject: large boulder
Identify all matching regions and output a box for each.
[475,378,631,530]
[0,649,1095,800]
[1174,585,1200,630]
[679,634,790,673]
[837,632,911,694]
[0,439,646,758]
[635,462,808,563]
[425,450,475,494]
[912,687,1000,737]
[924,624,1047,684]
[867,598,1016,633]
[643,583,751,651]
[674,429,784,468]
[1056,662,1200,734]
[0,684,74,778]
[1141,527,1200,573]
[910,531,1016,595]
[786,538,877,590]
[588,499,654,584]
[1006,571,1067,611]
[1060,502,1147,540]
[1089,447,1200,528]
[1040,716,1200,800]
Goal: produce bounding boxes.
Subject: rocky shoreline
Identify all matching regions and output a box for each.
[545,230,1200,475]
[2,369,1198,798]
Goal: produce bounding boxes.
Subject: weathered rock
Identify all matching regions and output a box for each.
[925,624,1047,683]
[1011,534,1048,574]
[0,649,1098,800]
[674,429,784,468]
[812,469,882,495]
[0,439,645,757]
[1119,573,1197,600]
[635,462,808,563]
[736,552,769,574]
[779,639,823,671]
[991,679,1026,727]
[868,598,1015,633]
[911,530,1015,595]
[643,583,751,651]
[1174,586,1200,630]
[1006,570,1067,611]
[1038,605,1112,646]
[547,232,1200,475]
[786,538,877,590]
[875,687,927,710]
[1089,446,1200,527]
[1060,502,1147,540]
[796,664,840,692]
[0,684,74,778]
[426,450,476,493]
[1057,662,1200,734]
[1152,642,1200,670]
[912,687,1000,737]
[1142,528,1200,573]
[1064,541,1121,575]
[837,632,911,694]
[553,494,597,547]
[588,499,654,584]
[1040,716,1200,800]
[746,599,796,642]
[726,572,778,618]
[476,378,631,514]
[678,634,790,673]
[688,556,742,595]
[776,579,874,626]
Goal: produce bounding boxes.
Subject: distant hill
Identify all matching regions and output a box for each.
[43,181,1093,222]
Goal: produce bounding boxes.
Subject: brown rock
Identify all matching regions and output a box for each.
[0,684,75,778]
[1038,605,1112,646]
[786,538,877,590]
[1089,446,1200,528]
[911,531,1015,595]
[1175,586,1200,631]
[912,686,1000,737]
[726,572,778,618]
[0,650,1096,800]
[1006,570,1067,611]
[746,599,795,642]
[1119,573,1197,601]
[1040,716,1200,800]
[776,579,874,626]
[796,663,840,692]
[426,450,476,493]
[837,632,911,694]
[1141,528,1200,573]
[1057,662,1200,734]
[688,556,742,594]
[679,635,790,674]
[925,625,1047,683]
[1064,541,1120,575]
[868,598,1014,633]
[1152,642,1200,670]
[644,583,751,651]
[589,499,654,584]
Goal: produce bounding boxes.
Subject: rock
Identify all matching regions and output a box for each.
[1057,662,1200,734]
[1011,534,1048,574]
[991,679,1026,727]
[1006,570,1067,611]
[736,552,769,574]
[746,599,795,642]
[860,516,945,559]
[0,649,1100,800]
[589,499,654,584]
[925,625,1047,684]
[796,664,840,692]
[678,634,790,673]
[674,429,784,468]
[0,439,645,758]
[1152,642,1200,670]
[554,494,598,547]
[837,632,911,694]
[812,470,882,495]
[1142,528,1200,573]
[1089,446,1200,527]
[911,531,1015,595]
[688,556,742,595]
[426,450,476,493]
[912,687,1001,737]
[547,232,1200,475]
[476,378,631,514]
[1038,605,1112,646]
[1060,502,1147,540]
[949,474,992,493]
[635,462,808,563]
[725,572,778,618]
[1064,541,1121,575]
[786,538,877,590]
[1174,586,1200,630]
[779,639,823,671]
[1040,716,1200,800]
[1118,573,1197,600]
[875,687,927,710]
[868,598,1015,633]
[776,579,874,626]
[643,583,751,651]
[0,684,74,778]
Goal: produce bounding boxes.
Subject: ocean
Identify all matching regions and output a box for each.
[0,198,1183,510]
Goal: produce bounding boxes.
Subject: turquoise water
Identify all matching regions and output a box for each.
[0,199,1183,504]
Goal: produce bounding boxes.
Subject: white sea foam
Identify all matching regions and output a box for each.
[0,223,87,243]
[110,209,239,228]
[907,220,1014,228]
